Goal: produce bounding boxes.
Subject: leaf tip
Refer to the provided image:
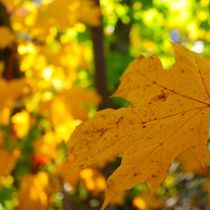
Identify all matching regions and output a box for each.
[100,193,110,210]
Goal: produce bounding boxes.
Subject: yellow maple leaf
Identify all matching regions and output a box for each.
[0,106,11,125]
[78,0,101,26]
[0,147,20,176]
[40,96,81,142]
[34,132,61,161]
[11,110,30,138]
[39,87,99,142]
[30,0,100,40]
[0,27,15,48]
[57,159,80,187]
[0,78,29,108]
[16,172,49,210]
[60,87,101,120]
[68,44,210,209]
[176,148,208,174]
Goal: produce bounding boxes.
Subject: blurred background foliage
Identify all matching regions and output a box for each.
[0,0,209,209]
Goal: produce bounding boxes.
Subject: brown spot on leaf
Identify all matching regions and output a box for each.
[151,174,158,178]
[94,128,108,137]
[155,93,168,101]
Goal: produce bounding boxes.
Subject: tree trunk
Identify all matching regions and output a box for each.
[0,2,22,80]
[91,0,109,110]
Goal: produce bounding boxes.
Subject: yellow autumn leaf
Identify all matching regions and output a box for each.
[60,87,101,120]
[34,131,63,161]
[176,148,207,174]
[11,110,30,138]
[30,0,100,39]
[68,44,210,209]
[0,106,11,125]
[57,159,80,187]
[16,172,49,210]
[0,27,15,48]
[0,78,29,108]
[40,96,81,142]
[78,0,101,26]
[39,87,99,142]
[0,147,20,176]
[40,87,100,122]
